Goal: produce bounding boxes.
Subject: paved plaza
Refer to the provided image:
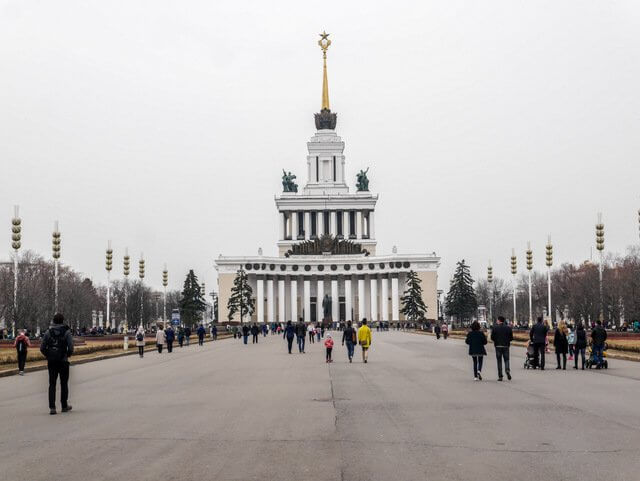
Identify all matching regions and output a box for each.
[1,331,639,480]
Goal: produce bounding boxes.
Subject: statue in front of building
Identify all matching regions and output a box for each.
[356,168,369,191]
[322,294,332,321]
[282,170,298,193]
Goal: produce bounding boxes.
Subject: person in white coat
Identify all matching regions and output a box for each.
[135,326,146,358]
[155,325,166,354]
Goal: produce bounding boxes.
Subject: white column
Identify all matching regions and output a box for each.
[257,277,264,323]
[358,276,366,321]
[267,278,274,323]
[381,276,389,321]
[317,277,324,321]
[370,276,378,321]
[343,211,349,238]
[278,278,286,323]
[391,275,400,321]
[369,211,375,239]
[345,277,352,321]
[318,211,324,237]
[330,211,337,237]
[290,278,298,322]
[356,211,363,239]
[292,211,298,240]
[304,211,310,240]
[303,278,311,322]
[331,277,339,322]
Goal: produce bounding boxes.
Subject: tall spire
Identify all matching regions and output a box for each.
[318,31,331,110]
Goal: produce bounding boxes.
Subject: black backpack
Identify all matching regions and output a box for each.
[44,329,67,361]
[136,332,144,342]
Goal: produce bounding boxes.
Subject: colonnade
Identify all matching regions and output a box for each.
[281,210,374,241]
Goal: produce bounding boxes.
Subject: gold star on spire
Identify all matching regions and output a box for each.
[318,31,331,110]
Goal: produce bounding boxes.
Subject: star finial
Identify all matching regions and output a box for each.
[318,31,331,54]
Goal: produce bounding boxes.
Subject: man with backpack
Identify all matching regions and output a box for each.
[40,313,74,415]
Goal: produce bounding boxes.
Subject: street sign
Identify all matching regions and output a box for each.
[171,310,180,325]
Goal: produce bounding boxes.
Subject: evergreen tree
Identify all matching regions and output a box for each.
[400,270,428,321]
[227,269,255,322]
[179,270,206,325]
[445,259,478,325]
[213,294,219,322]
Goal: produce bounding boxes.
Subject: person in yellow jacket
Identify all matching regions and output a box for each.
[357,319,372,363]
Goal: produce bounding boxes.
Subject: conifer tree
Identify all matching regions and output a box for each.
[400,270,428,321]
[178,270,206,325]
[227,269,255,322]
[445,259,478,325]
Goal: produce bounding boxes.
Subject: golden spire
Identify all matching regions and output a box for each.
[318,31,331,110]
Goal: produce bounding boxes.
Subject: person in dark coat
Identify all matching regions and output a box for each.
[283,320,295,354]
[211,324,218,341]
[434,323,441,340]
[553,321,569,370]
[342,321,357,363]
[465,321,487,381]
[14,329,31,375]
[591,320,608,368]
[197,324,206,346]
[184,326,192,346]
[574,322,587,369]
[529,317,549,370]
[40,313,74,415]
[295,319,306,353]
[250,323,260,344]
[490,316,513,381]
[165,325,175,353]
[241,324,250,344]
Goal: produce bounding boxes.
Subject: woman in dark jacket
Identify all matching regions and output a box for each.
[573,323,587,370]
[283,321,295,354]
[553,321,569,370]
[465,321,487,380]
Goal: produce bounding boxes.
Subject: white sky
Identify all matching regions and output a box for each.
[1,0,639,293]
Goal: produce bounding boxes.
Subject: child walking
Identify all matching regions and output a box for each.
[324,334,334,363]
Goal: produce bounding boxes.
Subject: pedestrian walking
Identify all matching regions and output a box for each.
[283,320,295,353]
[232,325,238,340]
[529,317,549,370]
[135,326,146,357]
[568,325,575,361]
[242,324,250,344]
[465,321,487,381]
[156,325,166,353]
[14,329,31,375]
[434,323,441,340]
[574,322,587,369]
[177,326,185,347]
[591,320,608,369]
[442,323,449,340]
[324,334,334,363]
[40,313,74,415]
[251,323,260,344]
[197,324,206,346]
[553,320,569,370]
[308,323,315,344]
[184,326,191,346]
[490,316,513,381]
[319,324,325,340]
[357,318,372,363]
[211,324,218,341]
[342,321,356,363]
[165,325,175,353]
[296,319,306,353]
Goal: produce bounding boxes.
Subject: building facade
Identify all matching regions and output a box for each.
[215,34,440,324]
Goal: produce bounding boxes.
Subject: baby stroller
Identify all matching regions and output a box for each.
[523,342,535,369]
[585,343,609,369]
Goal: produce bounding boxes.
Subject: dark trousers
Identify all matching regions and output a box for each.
[326,347,332,361]
[345,341,354,360]
[17,350,27,371]
[286,337,294,353]
[309,332,314,343]
[472,356,484,377]
[47,360,69,409]
[495,347,510,378]
[198,336,204,346]
[138,346,144,357]
[178,337,184,347]
[252,334,259,344]
[167,340,173,353]
[297,336,305,353]
[575,348,586,368]
[556,352,566,369]
[533,342,545,369]
[593,345,604,365]
[157,344,163,353]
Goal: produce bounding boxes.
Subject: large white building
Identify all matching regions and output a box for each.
[215,34,440,324]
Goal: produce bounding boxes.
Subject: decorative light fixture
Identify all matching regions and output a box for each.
[526,242,533,327]
[487,261,493,324]
[510,249,517,325]
[138,253,145,327]
[11,205,21,337]
[546,236,553,325]
[162,265,168,323]
[596,214,605,324]
[105,241,113,330]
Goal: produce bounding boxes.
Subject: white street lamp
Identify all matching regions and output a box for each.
[526,242,533,328]
[510,249,517,326]
[105,241,113,331]
[51,221,61,338]
[11,205,21,338]
[123,248,130,349]
[487,261,493,324]
[545,236,553,325]
[596,213,605,325]
[162,265,168,324]
[138,253,145,327]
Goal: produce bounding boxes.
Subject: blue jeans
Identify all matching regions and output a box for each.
[345,341,354,360]
[243,335,248,344]
[593,345,604,365]
[297,336,305,352]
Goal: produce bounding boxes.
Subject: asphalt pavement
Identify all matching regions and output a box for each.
[0,330,639,481]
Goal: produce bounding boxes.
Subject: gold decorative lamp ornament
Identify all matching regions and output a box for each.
[314,31,337,130]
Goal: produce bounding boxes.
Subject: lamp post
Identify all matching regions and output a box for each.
[510,249,517,326]
[162,265,168,324]
[123,249,130,349]
[52,222,61,314]
[526,242,533,328]
[596,213,605,325]
[139,254,145,328]
[105,241,113,331]
[200,282,207,325]
[545,236,553,326]
[487,261,493,325]
[11,206,21,337]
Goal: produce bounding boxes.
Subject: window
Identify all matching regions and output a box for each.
[297,212,304,238]
[363,211,370,239]
[323,211,330,235]
[315,156,319,182]
[336,211,343,237]
[311,212,317,238]
[332,156,336,181]
[349,211,356,238]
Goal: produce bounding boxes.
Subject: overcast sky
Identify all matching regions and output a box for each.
[1,0,639,294]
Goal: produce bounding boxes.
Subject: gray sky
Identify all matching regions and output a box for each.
[2,0,639,293]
